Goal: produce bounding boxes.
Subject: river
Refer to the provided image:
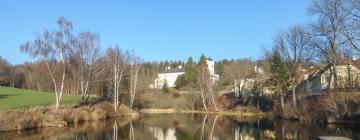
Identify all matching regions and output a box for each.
[0,114,359,140]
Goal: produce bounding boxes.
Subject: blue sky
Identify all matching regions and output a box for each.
[0,0,311,64]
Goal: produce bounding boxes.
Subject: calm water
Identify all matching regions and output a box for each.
[1,114,360,140]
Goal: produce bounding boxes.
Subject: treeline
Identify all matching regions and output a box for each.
[0,17,153,109]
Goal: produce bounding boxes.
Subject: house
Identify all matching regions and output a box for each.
[301,59,360,93]
[233,66,264,97]
[152,59,219,89]
[153,66,185,88]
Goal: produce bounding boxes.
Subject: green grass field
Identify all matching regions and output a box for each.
[0,86,79,110]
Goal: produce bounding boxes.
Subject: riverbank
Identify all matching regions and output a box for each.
[277,93,360,124]
[139,108,271,117]
[0,101,138,132]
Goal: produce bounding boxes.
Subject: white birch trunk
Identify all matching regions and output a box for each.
[209,82,220,111]
[129,63,139,109]
[281,94,284,109]
[292,85,297,107]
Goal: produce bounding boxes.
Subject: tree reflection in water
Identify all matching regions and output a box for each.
[113,121,118,140]
[129,120,135,140]
[0,114,360,140]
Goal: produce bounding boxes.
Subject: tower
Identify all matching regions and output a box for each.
[206,59,215,75]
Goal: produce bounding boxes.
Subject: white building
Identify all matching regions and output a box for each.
[152,59,219,88]
[206,59,220,82]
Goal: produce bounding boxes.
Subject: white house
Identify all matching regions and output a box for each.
[301,59,360,93]
[153,66,185,88]
[152,59,219,88]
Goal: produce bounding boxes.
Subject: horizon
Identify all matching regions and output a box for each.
[1,0,311,64]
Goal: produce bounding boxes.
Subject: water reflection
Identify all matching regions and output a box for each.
[148,127,176,140]
[0,114,360,140]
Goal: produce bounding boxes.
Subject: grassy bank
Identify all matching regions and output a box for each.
[0,86,79,110]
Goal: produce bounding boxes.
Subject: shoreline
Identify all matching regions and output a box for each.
[139,108,271,117]
[0,102,139,132]
[2,105,360,133]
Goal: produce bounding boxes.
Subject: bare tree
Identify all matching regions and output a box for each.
[197,55,209,111]
[309,0,352,94]
[128,51,141,109]
[73,32,100,104]
[197,55,220,111]
[207,76,220,111]
[21,17,73,109]
[339,0,360,54]
[223,59,255,98]
[106,46,128,112]
[274,26,314,106]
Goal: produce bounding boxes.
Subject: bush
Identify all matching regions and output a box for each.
[278,93,360,123]
[162,82,170,93]
[175,74,187,89]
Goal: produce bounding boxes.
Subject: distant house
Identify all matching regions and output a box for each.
[152,59,219,89]
[233,66,264,97]
[300,59,360,93]
[154,66,185,88]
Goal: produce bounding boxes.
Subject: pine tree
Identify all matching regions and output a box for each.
[162,80,169,93]
[270,51,289,109]
[175,56,197,89]
[184,57,197,87]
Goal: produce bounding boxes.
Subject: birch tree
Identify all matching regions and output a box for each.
[197,55,209,111]
[197,55,220,111]
[106,46,127,112]
[21,17,73,109]
[128,51,141,109]
[74,32,100,104]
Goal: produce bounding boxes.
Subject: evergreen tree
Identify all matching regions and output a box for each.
[199,54,208,66]
[175,74,186,89]
[184,57,197,87]
[162,80,170,93]
[270,51,288,109]
[270,51,288,90]
[175,56,197,89]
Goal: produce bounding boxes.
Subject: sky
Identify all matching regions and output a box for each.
[0,0,311,64]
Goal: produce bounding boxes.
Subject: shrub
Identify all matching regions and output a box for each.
[162,81,170,93]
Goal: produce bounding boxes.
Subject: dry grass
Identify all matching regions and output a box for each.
[0,101,138,132]
[278,93,360,124]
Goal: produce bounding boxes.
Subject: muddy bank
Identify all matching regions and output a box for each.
[0,102,138,132]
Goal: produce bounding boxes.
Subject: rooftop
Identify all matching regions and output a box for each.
[160,68,185,74]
